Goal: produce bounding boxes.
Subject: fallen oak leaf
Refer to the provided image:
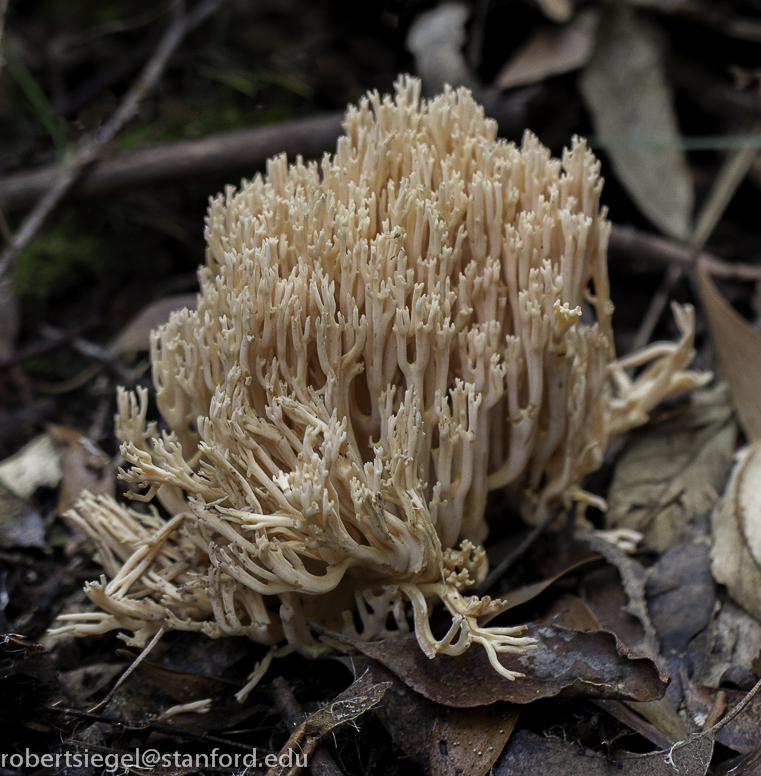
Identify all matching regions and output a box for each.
[579,5,693,239]
[484,556,603,619]
[584,534,660,657]
[605,383,735,552]
[495,8,599,90]
[107,293,197,355]
[337,657,438,773]
[494,727,712,776]
[312,623,667,707]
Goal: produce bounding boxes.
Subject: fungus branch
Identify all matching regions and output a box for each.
[53,76,706,678]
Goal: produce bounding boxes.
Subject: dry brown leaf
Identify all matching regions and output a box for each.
[338,656,518,776]
[107,293,197,355]
[48,425,115,514]
[579,5,693,239]
[329,625,667,707]
[627,697,689,747]
[711,439,761,622]
[594,699,674,749]
[695,600,761,690]
[605,384,736,552]
[0,277,20,360]
[698,262,761,442]
[586,534,660,655]
[406,3,476,94]
[59,663,125,704]
[541,594,603,631]
[713,688,761,754]
[134,659,239,704]
[492,556,602,615]
[429,704,519,776]
[0,432,63,499]
[495,9,598,90]
[580,566,650,653]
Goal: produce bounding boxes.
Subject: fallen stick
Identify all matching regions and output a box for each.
[0,86,531,214]
[0,112,345,213]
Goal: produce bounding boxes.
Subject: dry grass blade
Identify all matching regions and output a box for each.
[697,261,761,441]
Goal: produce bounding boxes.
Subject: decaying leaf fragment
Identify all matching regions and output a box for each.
[343,656,519,776]
[711,439,761,622]
[606,384,736,552]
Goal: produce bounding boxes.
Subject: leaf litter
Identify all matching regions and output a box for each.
[711,439,761,622]
[605,384,736,552]
[4,0,761,773]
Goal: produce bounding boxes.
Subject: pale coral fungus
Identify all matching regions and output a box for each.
[54,76,704,680]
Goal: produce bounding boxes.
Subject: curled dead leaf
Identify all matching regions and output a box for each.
[323,624,667,708]
[711,439,761,622]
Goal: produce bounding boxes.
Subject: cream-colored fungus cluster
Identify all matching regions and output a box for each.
[55,76,703,680]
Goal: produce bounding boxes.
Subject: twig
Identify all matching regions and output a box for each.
[0,86,530,214]
[88,625,166,713]
[629,119,761,352]
[272,678,344,776]
[691,121,761,251]
[0,112,345,213]
[709,676,761,733]
[609,224,761,282]
[629,263,684,354]
[477,507,561,596]
[0,319,97,371]
[0,0,9,68]
[0,0,225,280]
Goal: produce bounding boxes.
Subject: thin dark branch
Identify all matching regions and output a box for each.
[609,223,761,282]
[0,112,345,213]
[0,0,225,280]
[0,319,96,371]
[0,85,531,214]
